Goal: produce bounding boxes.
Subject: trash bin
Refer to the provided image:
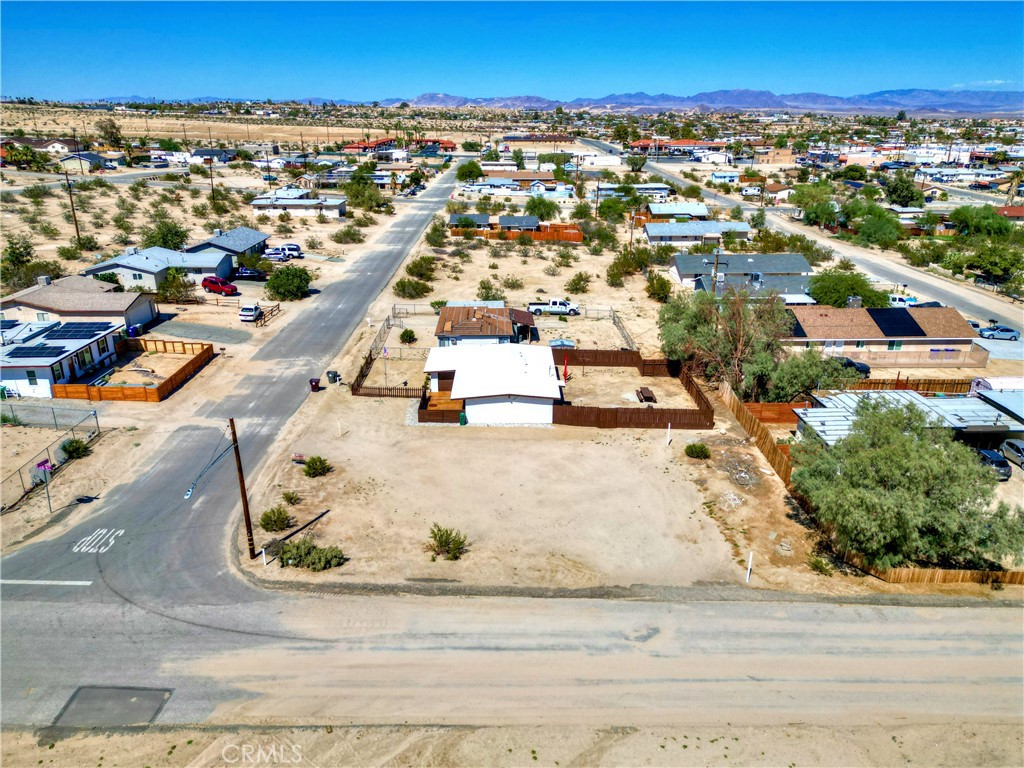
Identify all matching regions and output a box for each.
[326,370,339,384]
[127,325,138,338]
[459,412,467,426]
[309,378,321,392]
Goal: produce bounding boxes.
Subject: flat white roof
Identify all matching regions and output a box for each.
[425,345,563,400]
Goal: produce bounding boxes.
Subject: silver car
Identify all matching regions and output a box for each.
[1000,439,1024,468]
[979,325,1020,341]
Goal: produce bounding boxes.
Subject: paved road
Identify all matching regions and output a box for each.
[4,166,190,192]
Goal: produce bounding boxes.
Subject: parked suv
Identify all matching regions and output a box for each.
[201,276,237,296]
[836,356,871,377]
[978,449,1012,481]
[279,243,303,258]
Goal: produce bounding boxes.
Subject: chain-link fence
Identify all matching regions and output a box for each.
[1,408,102,513]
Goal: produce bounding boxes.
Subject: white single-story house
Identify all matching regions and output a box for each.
[645,221,751,244]
[80,247,233,292]
[424,344,563,425]
[645,202,710,220]
[710,171,740,183]
[0,275,157,330]
[701,152,734,165]
[1,320,124,398]
[251,187,346,217]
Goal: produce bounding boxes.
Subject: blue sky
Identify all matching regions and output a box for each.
[2,2,1022,101]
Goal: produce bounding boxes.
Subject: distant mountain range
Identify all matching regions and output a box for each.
[79,88,1023,114]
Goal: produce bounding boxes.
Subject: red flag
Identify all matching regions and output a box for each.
[563,354,568,380]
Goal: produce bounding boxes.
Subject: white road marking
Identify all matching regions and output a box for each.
[72,528,124,554]
[1,579,93,586]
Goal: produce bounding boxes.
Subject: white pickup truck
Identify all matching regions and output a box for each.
[528,300,580,316]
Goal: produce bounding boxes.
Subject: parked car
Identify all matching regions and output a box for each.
[262,174,277,181]
[528,299,580,316]
[978,449,1012,481]
[279,243,303,258]
[1000,439,1024,468]
[836,356,871,377]
[238,304,263,323]
[967,319,981,333]
[264,247,290,262]
[201,276,237,296]
[979,325,1020,341]
[233,267,267,281]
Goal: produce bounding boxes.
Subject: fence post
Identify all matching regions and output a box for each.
[92,410,99,435]
[52,407,59,430]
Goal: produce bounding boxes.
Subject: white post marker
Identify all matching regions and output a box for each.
[666,422,671,447]
[262,548,267,567]
[745,551,754,583]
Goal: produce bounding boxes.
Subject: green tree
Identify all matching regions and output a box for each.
[157,138,183,152]
[645,272,672,303]
[624,155,647,173]
[456,160,483,182]
[729,205,744,221]
[840,164,868,181]
[266,265,313,300]
[139,218,189,250]
[947,205,1013,237]
[2,233,35,267]
[793,399,1024,569]
[760,348,862,402]
[885,170,925,208]
[156,268,197,302]
[511,148,525,170]
[658,288,793,398]
[94,117,124,148]
[570,201,593,220]
[808,268,889,308]
[749,208,766,229]
[461,141,482,152]
[524,196,559,221]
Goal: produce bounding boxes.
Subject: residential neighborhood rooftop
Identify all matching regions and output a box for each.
[788,306,977,340]
[186,226,270,254]
[424,344,562,401]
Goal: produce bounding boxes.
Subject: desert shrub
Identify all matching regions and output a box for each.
[393,278,432,299]
[564,271,591,294]
[35,221,60,239]
[684,443,711,460]
[303,455,333,478]
[405,255,437,281]
[278,537,347,571]
[330,225,365,244]
[645,272,673,303]
[259,505,293,532]
[807,554,834,576]
[1,413,24,426]
[20,184,53,201]
[430,299,447,314]
[281,490,301,506]
[61,438,91,460]
[543,264,561,277]
[501,275,524,290]
[476,278,506,302]
[274,222,294,235]
[75,234,100,251]
[265,266,312,301]
[399,328,417,344]
[56,245,81,261]
[305,236,323,251]
[426,523,470,561]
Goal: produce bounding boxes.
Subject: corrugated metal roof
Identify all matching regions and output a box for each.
[675,252,811,277]
[795,390,1024,446]
[647,222,750,237]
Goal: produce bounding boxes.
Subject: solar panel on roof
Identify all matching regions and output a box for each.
[44,322,113,340]
[866,308,926,338]
[1,319,17,330]
[7,346,66,359]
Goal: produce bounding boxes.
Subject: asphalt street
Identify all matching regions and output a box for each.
[1,158,1021,732]
[4,166,190,192]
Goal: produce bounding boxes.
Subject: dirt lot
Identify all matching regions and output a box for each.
[4,722,1021,768]
[103,348,193,387]
[0,424,68,508]
[563,366,697,409]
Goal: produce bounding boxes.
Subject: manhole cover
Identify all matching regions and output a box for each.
[53,686,172,727]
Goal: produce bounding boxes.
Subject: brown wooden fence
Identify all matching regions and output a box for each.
[417,391,462,423]
[552,404,711,429]
[449,227,584,243]
[718,380,794,484]
[357,385,427,399]
[744,401,813,425]
[848,378,974,395]
[52,339,214,403]
[842,550,1024,585]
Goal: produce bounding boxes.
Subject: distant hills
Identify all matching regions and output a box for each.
[80,88,1023,114]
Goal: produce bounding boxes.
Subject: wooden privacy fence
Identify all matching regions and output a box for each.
[552,404,710,429]
[743,401,812,425]
[718,380,794,484]
[848,378,973,395]
[358,385,427,399]
[52,338,214,403]
[449,227,584,243]
[841,550,1024,585]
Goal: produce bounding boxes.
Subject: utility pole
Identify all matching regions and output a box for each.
[182,123,189,151]
[62,167,81,245]
[207,159,215,203]
[229,418,256,560]
[712,249,722,298]
[72,127,85,175]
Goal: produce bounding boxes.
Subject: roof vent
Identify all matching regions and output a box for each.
[214,228,223,237]
[37,276,52,287]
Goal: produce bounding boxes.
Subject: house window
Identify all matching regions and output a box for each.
[26,370,37,387]
[856,340,866,349]
[36,312,50,322]
[50,361,63,380]
[131,272,143,281]
[887,340,903,352]
[98,337,108,355]
[192,268,203,275]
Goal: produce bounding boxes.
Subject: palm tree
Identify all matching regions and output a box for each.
[1005,169,1024,207]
